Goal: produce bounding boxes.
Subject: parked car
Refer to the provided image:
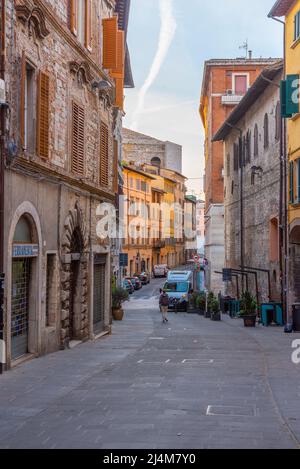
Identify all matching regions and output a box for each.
[126,277,142,290]
[138,272,151,285]
[153,264,168,278]
[122,279,134,294]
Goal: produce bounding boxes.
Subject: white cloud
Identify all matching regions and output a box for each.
[130,0,177,130]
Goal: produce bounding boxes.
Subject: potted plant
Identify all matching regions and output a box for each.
[196,293,206,316]
[210,298,221,321]
[112,287,129,321]
[206,292,215,318]
[240,291,257,327]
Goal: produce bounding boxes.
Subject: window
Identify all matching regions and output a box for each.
[151,157,161,167]
[264,113,269,149]
[100,122,109,186]
[136,179,141,191]
[226,154,230,176]
[233,143,239,171]
[234,75,248,95]
[71,101,85,175]
[275,101,281,141]
[254,124,259,157]
[294,10,300,41]
[245,130,251,164]
[102,16,118,69]
[141,181,147,192]
[21,56,36,153]
[290,161,294,204]
[129,177,134,189]
[70,0,92,50]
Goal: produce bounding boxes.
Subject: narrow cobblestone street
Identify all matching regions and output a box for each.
[0,279,299,449]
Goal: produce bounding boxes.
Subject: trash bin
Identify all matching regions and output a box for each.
[292,304,300,332]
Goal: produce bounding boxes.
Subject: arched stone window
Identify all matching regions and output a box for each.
[264,113,269,149]
[151,157,161,168]
[254,124,259,157]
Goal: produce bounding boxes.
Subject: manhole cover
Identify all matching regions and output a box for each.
[206,405,258,417]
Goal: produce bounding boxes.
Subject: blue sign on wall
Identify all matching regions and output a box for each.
[12,244,39,258]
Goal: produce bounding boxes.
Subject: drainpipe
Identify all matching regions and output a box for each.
[268,13,289,323]
[0,0,6,375]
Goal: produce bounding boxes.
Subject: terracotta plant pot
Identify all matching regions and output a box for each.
[112,308,124,321]
[242,315,256,327]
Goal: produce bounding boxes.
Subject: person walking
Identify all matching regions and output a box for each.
[159,289,169,323]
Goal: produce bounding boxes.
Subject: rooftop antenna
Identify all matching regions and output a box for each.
[239,39,249,59]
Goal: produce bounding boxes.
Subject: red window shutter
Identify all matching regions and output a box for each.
[110,30,125,78]
[20,51,26,148]
[102,17,118,69]
[85,0,92,50]
[234,75,247,95]
[37,71,50,159]
[100,122,109,186]
[70,0,78,36]
[72,101,85,175]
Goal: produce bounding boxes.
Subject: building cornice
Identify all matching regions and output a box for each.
[13,157,116,202]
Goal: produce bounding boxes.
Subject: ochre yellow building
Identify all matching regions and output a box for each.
[270,0,300,305]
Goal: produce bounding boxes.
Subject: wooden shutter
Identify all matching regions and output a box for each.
[100,122,109,186]
[70,0,78,36]
[102,17,118,69]
[110,30,125,78]
[113,140,119,194]
[20,51,26,148]
[115,77,124,110]
[85,0,92,50]
[37,71,50,159]
[72,101,85,175]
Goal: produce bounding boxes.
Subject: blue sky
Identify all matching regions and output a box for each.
[123,0,283,197]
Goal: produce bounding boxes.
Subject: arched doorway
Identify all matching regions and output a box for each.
[61,204,88,347]
[11,215,38,359]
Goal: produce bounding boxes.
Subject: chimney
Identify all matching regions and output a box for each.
[248,50,253,59]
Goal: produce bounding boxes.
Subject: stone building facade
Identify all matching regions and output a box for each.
[122,128,183,174]
[1,0,133,369]
[199,58,280,295]
[213,62,283,303]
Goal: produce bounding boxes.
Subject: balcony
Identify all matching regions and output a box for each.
[221,93,244,106]
[152,239,166,249]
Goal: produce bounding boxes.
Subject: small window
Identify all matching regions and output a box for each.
[233,143,239,171]
[226,154,230,176]
[151,157,161,167]
[70,0,92,50]
[136,179,141,191]
[264,113,269,149]
[245,130,251,164]
[254,124,259,157]
[234,75,248,95]
[294,10,300,41]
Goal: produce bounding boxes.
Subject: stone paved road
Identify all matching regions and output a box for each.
[0,278,300,449]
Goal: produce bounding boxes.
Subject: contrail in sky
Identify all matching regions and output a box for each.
[131,0,177,130]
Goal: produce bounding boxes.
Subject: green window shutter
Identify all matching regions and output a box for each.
[286,74,300,116]
[290,161,294,204]
[281,81,291,118]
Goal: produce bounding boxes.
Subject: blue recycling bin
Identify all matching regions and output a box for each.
[261,303,284,326]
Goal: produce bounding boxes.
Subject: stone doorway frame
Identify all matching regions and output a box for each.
[61,203,89,348]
